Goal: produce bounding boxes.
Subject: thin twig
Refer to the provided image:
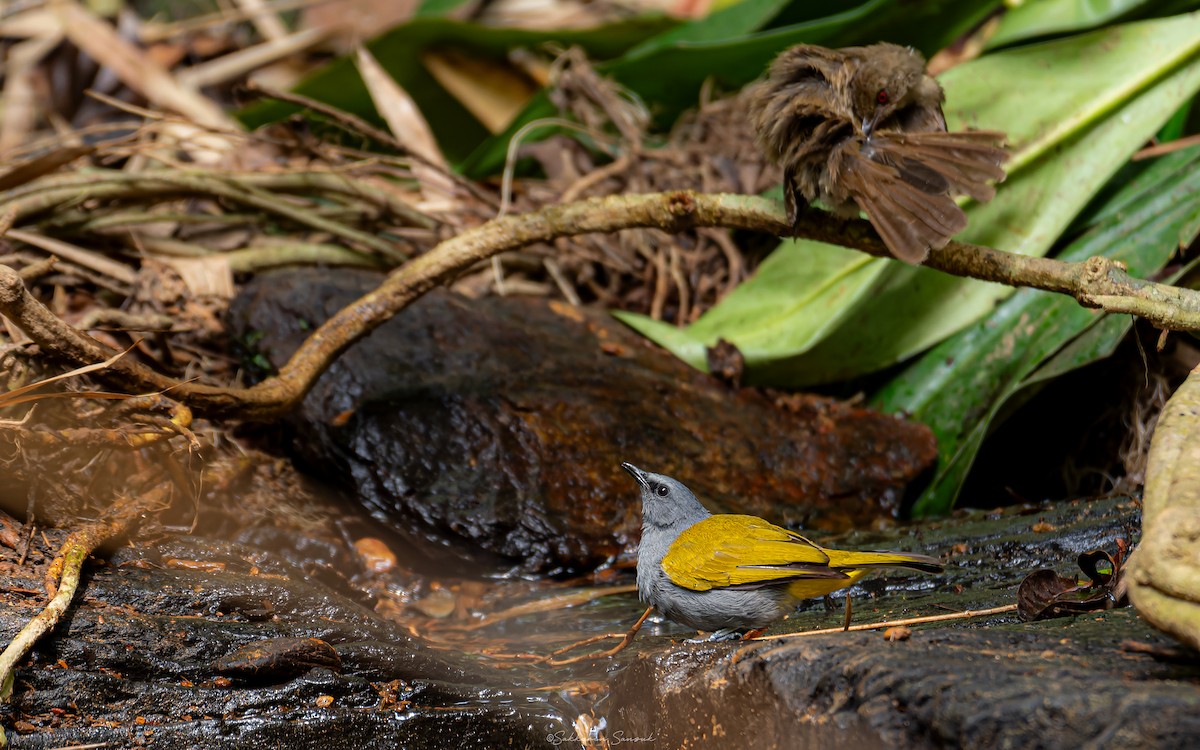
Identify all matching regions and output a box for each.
[16,524,35,568]
[1,169,435,235]
[755,603,1019,641]
[547,606,654,666]
[445,584,638,633]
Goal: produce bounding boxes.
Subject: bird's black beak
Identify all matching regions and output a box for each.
[621,462,650,489]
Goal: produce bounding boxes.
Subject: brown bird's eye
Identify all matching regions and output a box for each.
[656,485,669,497]
[876,89,889,106]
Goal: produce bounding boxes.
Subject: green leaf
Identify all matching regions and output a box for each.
[461,0,1001,176]
[873,144,1200,516]
[945,17,1200,176]
[614,241,887,370]
[987,0,1200,49]
[618,14,1200,385]
[237,16,678,164]
[1157,97,1196,141]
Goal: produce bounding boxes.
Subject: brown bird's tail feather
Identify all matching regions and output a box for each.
[871,130,1009,202]
[839,150,965,263]
[838,130,1008,263]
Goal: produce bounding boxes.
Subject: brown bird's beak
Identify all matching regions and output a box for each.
[863,110,885,138]
[621,462,650,489]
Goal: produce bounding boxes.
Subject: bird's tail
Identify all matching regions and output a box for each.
[836,130,1008,263]
[823,548,943,574]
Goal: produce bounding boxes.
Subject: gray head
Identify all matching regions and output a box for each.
[621,463,710,531]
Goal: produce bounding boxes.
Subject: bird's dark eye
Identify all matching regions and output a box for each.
[655,485,669,497]
[876,89,889,106]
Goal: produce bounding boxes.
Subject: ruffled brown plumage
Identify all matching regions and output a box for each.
[748,43,1009,264]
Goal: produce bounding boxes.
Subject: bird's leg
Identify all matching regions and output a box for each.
[689,627,763,643]
[783,166,808,237]
[688,628,742,643]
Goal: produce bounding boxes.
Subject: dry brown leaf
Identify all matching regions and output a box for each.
[0,31,64,154]
[232,0,289,41]
[157,255,235,300]
[355,47,447,170]
[0,8,62,38]
[6,229,138,285]
[421,48,537,134]
[49,0,234,132]
[1017,548,1129,622]
[300,0,420,48]
[355,46,456,209]
[177,28,329,89]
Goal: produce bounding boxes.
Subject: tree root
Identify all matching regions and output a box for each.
[3,192,1200,419]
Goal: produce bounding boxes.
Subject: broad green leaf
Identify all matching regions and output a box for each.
[461,0,1001,175]
[873,144,1200,516]
[987,0,1200,49]
[237,16,678,163]
[619,14,1200,385]
[614,241,887,369]
[1072,121,1200,229]
[944,17,1200,176]
[1157,96,1196,142]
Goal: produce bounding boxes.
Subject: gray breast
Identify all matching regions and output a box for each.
[638,557,794,631]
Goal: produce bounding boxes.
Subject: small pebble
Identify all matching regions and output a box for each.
[354,537,397,575]
[413,587,457,618]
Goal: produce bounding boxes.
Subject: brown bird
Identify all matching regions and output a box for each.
[748,43,1009,264]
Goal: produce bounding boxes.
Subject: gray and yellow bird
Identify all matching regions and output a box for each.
[623,462,942,640]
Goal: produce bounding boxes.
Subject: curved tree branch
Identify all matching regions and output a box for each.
[3,191,1200,419]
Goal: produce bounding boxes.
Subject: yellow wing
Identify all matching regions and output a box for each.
[661,515,945,594]
[661,515,847,592]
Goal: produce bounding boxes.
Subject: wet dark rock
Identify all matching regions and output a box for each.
[215,637,342,680]
[0,534,567,749]
[229,269,937,572]
[606,616,1200,749]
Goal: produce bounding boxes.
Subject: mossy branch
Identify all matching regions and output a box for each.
[2,191,1200,419]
